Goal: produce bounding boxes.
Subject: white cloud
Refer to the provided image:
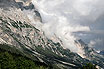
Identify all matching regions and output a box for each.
[30,0,104,53]
[89,39,104,51]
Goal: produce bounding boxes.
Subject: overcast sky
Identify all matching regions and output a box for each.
[31,0,104,52]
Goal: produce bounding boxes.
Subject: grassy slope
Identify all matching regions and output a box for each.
[0,44,48,69]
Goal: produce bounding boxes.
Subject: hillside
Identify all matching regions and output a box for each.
[0,44,48,69]
[0,0,103,69]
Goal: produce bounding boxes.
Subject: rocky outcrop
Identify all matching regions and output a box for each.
[99,50,104,55]
[0,0,104,68]
[0,15,87,68]
[75,39,104,68]
[0,0,42,22]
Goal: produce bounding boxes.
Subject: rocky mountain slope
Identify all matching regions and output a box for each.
[75,39,104,68]
[0,0,104,69]
[100,50,104,55]
[0,1,85,68]
[0,14,86,69]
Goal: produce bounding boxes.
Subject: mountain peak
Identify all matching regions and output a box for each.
[0,0,104,68]
[75,39,87,47]
[74,39,86,58]
[99,50,104,55]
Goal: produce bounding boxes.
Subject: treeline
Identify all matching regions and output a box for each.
[81,63,97,69]
[0,44,98,69]
[0,44,48,69]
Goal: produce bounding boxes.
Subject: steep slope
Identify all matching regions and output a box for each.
[99,50,104,55]
[0,0,104,69]
[0,0,42,22]
[75,39,104,68]
[0,3,85,68]
[0,15,87,68]
[0,44,48,69]
[0,1,88,68]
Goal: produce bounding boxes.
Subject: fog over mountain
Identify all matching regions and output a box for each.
[0,0,104,68]
[30,0,104,52]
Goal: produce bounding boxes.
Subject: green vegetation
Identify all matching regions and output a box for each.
[0,44,48,69]
[0,17,100,69]
[81,63,97,69]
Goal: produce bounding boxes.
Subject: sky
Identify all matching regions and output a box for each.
[30,0,104,52]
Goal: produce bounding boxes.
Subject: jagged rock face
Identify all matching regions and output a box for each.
[0,0,31,8]
[0,16,87,69]
[0,0,18,8]
[75,39,86,58]
[0,0,42,22]
[0,1,88,69]
[15,0,32,6]
[75,39,104,68]
[99,50,104,55]
[75,39,97,58]
[0,0,104,68]
[0,3,86,68]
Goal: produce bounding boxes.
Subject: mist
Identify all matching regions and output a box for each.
[26,0,104,54]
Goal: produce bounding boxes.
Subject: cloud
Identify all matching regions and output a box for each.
[23,9,43,29]
[30,0,104,53]
[89,39,104,51]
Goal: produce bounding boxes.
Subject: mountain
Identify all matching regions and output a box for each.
[0,44,48,69]
[0,16,86,69]
[75,39,104,68]
[99,50,104,55]
[0,0,104,69]
[0,0,86,68]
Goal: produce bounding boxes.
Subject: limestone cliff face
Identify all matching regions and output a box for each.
[0,0,104,68]
[0,0,86,69]
[0,16,86,69]
[0,0,42,23]
[15,0,32,6]
[75,39,104,68]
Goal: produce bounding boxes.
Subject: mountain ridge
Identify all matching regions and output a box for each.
[0,15,85,69]
[0,0,104,69]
